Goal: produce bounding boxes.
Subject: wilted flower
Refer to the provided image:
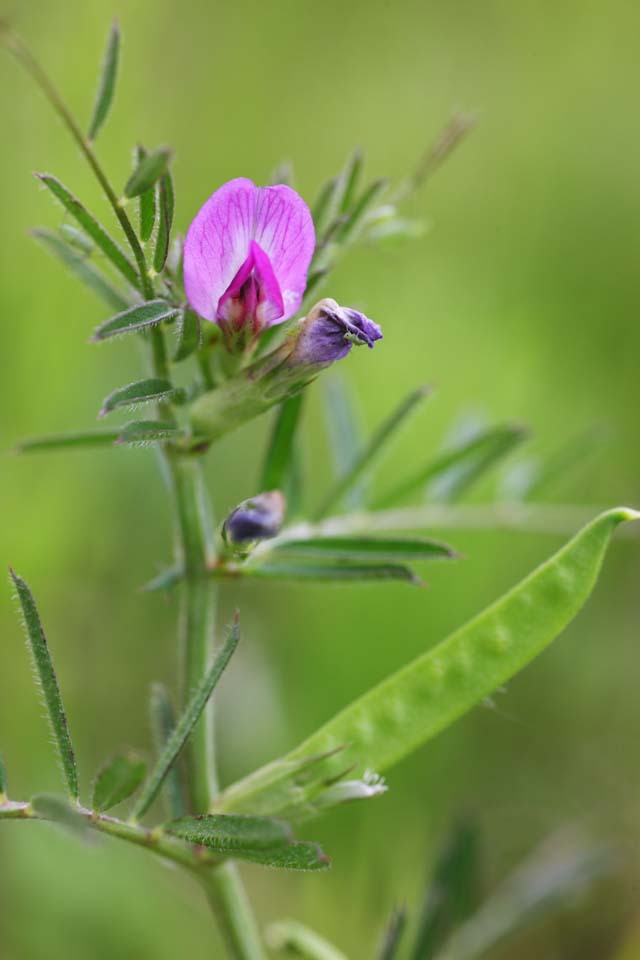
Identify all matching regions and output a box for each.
[222,491,286,549]
[183,178,315,347]
[316,770,388,810]
[286,298,383,370]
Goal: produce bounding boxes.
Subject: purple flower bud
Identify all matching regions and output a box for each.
[222,491,286,547]
[183,178,315,347]
[286,298,383,370]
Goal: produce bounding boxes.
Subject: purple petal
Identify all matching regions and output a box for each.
[184,178,256,323]
[288,299,383,368]
[253,185,315,321]
[184,178,315,328]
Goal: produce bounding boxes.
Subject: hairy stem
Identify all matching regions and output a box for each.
[167,451,217,810]
[0,800,206,870]
[199,864,266,960]
[2,29,154,300]
[164,452,266,958]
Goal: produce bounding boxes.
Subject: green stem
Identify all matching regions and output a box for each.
[3,29,154,301]
[0,801,209,870]
[199,864,266,960]
[166,452,216,810]
[165,452,266,959]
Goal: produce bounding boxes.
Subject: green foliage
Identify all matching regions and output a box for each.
[136,146,157,242]
[375,423,528,508]
[269,535,457,562]
[36,173,138,288]
[231,842,329,871]
[87,19,120,142]
[31,228,129,310]
[115,420,183,445]
[11,571,79,801]
[99,378,184,417]
[432,831,610,960]
[313,385,431,520]
[323,375,366,508]
[92,754,147,812]
[16,429,120,454]
[165,814,292,851]
[149,684,185,819]
[267,920,348,959]
[91,299,179,341]
[244,562,420,584]
[132,616,239,819]
[376,909,407,960]
[124,147,171,198]
[172,307,201,361]
[261,395,305,493]
[219,508,638,816]
[165,814,328,871]
[411,820,480,960]
[154,172,174,272]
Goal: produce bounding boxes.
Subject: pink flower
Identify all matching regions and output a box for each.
[183,178,315,345]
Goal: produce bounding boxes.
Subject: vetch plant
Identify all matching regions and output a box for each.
[1,20,637,960]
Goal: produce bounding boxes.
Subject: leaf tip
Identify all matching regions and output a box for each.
[612,506,640,524]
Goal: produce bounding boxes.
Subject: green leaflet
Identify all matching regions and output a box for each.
[32,228,129,310]
[87,19,120,142]
[337,177,389,244]
[323,374,366,509]
[411,819,480,960]
[433,834,610,960]
[36,174,138,288]
[91,299,178,341]
[99,378,184,417]
[232,842,329,871]
[377,909,407,960]
[141,566,182,593]
[164,814,328,871]
[269,535,457,562]
[339,147,364,214]
[92,754,147,812]
[374,423,527,509]
[165,814,292,852]
[131,617,239,819]
[153,172,174,272]
[149,684,185,819]
[244,562,420,584]
[124,147,171,199]
[136,146,157,242]
[16,429,120,454]
[311,175,343,236]
[11,572,78,800]
[115,420,183,446]
[260,395,305,492]
[172,307,201,362]
[218,508,638,816]
[267,920,348,960]
[313,385,431,521]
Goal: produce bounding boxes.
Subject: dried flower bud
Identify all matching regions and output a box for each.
[222,491,286,548]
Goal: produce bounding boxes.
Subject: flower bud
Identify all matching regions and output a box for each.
[189,299,383,444]
[285,298,383,370]
[222,491,285,548]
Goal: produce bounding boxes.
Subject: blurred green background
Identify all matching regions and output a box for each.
[1,0,639,956]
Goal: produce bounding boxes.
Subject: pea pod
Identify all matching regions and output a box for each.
[218,507,638,816]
